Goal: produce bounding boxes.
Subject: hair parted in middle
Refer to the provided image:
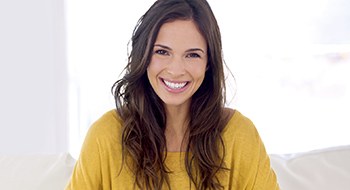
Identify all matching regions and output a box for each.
[112,0,231,189]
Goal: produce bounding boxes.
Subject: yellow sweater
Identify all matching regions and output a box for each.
[66,110,279,189]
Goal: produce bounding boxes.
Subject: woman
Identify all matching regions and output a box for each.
[66,0,279,189]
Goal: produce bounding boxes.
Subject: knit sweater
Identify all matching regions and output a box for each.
[66,109,279,189]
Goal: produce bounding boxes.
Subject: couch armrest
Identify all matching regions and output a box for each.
[0,153,75,190]
[270,145,350,190]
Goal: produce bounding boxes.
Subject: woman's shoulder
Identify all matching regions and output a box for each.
[223,108,254,127]
[222,108,259,141]
[222,108,263,163]
[86,109,123,141]
[93,109,122,126]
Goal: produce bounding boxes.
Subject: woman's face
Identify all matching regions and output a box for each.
[147,19,208,109]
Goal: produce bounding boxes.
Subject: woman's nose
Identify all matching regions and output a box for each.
[166,56,186,76]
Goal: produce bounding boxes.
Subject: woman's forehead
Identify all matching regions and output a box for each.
[154,20,207,52]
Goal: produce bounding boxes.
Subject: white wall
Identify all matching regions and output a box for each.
[0,0,67,154]
[66,0,350,157]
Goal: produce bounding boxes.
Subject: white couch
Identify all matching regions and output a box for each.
[1,145,349,190]
[270,145,350,190]
[0,153,75,190]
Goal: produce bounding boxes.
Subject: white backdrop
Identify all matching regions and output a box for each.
[0,0,67,154]
[66,0,350,158]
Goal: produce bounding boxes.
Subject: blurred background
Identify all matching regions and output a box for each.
[1,0,349,159]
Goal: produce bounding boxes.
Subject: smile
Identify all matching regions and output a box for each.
[162,79,189,90]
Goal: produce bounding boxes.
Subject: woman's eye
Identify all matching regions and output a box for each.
[154,49,169,55]
[186,53,201,58]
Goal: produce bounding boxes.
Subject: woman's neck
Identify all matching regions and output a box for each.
[164,104,190,152]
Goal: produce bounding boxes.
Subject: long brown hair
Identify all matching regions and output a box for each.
[112,0,229,189]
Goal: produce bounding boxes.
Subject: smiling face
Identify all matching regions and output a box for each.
[147,19,208,110]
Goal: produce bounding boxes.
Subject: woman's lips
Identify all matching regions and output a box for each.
[161,78,190,93]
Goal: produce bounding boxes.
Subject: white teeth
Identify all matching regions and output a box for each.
[163,80,187,89]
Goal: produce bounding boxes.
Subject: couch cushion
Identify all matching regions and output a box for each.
[0,153,75,190]
[270,145,350,190]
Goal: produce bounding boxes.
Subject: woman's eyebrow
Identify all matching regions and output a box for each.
[154,44,172,50]
[154,44,205,53]
[185,48,205,53]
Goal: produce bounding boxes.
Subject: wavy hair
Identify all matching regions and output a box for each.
[112,0,230,189]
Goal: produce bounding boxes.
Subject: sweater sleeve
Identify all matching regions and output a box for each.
[65,121,104,190]
[251,129,280,189]
[241,122,280,190]
[226,111,280,189]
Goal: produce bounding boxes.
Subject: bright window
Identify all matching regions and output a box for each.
[66,0,350,159]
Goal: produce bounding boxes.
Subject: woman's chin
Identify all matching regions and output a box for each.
[161,98,191,109]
